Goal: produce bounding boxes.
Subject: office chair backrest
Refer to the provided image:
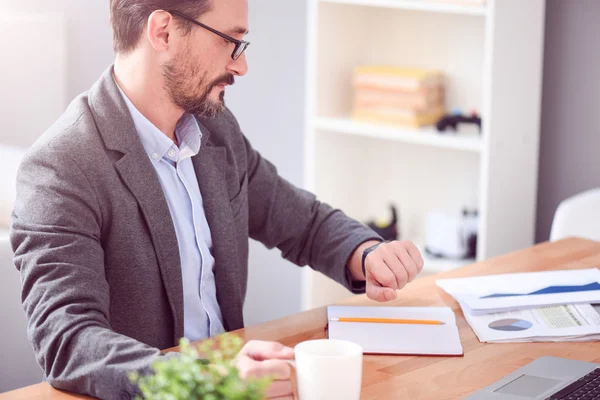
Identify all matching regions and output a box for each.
[0,236,43,392]
[550,188,600,242]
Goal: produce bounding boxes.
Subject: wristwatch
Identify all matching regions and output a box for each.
[361,240,389,278]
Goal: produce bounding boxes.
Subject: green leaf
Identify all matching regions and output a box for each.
[130,334,271,400]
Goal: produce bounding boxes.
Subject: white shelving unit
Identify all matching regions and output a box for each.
[301,0,546,310]
[315,117,483,153]
[320,0,489,16]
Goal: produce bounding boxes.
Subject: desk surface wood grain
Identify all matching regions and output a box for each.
[3,238,600,399]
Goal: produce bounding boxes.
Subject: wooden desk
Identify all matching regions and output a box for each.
[3,238,600,399]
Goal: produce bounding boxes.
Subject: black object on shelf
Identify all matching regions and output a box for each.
[462,208,478,259]
[436,110,482,133]
[366,205,399,241]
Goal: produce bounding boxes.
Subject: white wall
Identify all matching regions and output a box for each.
[0,0,113,102]
[226,0,307,325]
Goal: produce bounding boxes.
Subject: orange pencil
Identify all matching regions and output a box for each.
[329,317,445,325]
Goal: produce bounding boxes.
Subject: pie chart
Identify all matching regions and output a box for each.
[488,318,533,331]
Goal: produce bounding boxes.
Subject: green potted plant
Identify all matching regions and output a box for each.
[130,334,272,399]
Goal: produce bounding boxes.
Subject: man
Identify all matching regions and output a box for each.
[10,0,424,399]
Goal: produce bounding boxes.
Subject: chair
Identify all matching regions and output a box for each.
[0,236,43,392]
[550,188,600,242]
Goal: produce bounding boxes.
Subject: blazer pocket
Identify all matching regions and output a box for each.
[229,176,248,217]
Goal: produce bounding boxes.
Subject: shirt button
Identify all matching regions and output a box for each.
[168,149,177,158]
[151,153,160,160]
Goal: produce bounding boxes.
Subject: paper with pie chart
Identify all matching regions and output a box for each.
[462,303,600,343]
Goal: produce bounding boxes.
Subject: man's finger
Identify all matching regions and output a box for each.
[404,240,424,272]
[378,245,409,289]
[366,254,399,290]
[392,244,418,283]
[240,340,295,361]
[237,356,292,380]
[366,279,397,302]
[266,379,294,398]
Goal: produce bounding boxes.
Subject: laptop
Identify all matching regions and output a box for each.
[466,356,600,399]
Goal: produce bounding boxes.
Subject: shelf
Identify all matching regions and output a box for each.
[319,0,488,17]
[314,117,482,153]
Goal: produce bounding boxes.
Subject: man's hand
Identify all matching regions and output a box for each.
[349,240,424,302]
[235,340,295,399]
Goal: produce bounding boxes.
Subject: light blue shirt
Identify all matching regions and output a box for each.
[116,82,225,342]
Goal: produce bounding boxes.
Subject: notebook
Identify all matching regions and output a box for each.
[326,305,463,356]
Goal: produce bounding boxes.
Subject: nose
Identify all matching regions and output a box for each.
[227,52,248,77]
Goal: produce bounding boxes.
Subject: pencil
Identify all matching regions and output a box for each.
[329,317,445,325]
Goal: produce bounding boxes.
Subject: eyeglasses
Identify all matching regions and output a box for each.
[167,10,250,60]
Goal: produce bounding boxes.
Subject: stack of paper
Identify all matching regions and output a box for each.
[462,303,600,343]
[436,268,600,343]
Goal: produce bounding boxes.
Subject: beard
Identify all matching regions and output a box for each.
[162,50,234,118]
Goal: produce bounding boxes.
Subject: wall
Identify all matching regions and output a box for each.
[0,0,113,104]
[226,0,307,325]
[536,0,600,242]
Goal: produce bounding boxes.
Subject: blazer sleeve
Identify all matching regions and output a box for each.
[241,131,382,293]
[10,144,174,400]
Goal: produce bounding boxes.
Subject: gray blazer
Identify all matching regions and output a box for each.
[10,67,380,399]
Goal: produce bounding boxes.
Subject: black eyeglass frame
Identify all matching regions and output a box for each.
[167,9,250,60]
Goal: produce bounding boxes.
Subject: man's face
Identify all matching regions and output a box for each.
[162,0,249,118]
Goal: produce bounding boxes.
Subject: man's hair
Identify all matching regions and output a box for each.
[110,0,212,54]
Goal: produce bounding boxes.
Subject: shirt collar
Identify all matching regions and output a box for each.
[114,77,202,163]
[176,114,202,160]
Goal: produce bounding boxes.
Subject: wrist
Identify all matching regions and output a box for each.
[361,240,390,278]
[348,240,382,281]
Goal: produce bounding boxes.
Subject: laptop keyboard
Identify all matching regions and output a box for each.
[546,368,600,399]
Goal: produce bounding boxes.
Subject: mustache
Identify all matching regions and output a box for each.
[211,74,235,88]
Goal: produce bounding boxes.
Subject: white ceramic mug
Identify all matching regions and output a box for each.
[292,339,363,400]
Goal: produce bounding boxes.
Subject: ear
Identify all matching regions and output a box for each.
[146,10,174,52]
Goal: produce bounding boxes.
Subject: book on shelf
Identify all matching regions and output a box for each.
[352,66,445,91]
[354,87,445,111]
[352,66,446,128]
[352,106,445,128]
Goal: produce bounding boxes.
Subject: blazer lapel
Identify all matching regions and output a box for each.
[193,131,243,331]
[88,66,184,341]
[115,153,184,340]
